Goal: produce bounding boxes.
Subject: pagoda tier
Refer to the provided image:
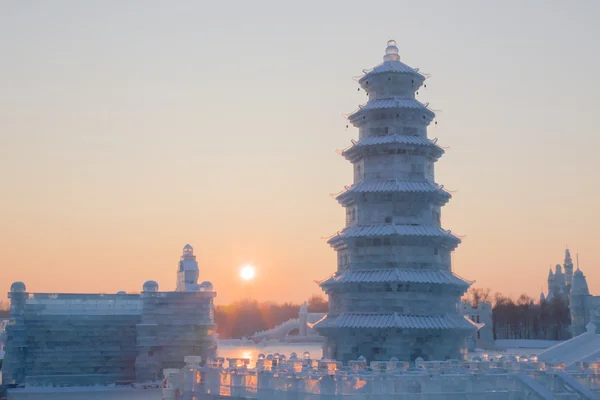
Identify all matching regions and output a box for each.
[315,313,476,331]
[316,40,473,363]
[318,268,471,289]
[327,224,460,250]
[358,54,425,88]
[341,134,445,163]
[317,270,471,314]
[348,97,435,126]
[335,179,451,207]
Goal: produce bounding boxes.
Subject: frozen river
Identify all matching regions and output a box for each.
[6,342,323,400]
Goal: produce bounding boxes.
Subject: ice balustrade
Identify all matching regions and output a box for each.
[162,353,600,399]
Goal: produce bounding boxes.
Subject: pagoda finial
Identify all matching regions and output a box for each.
[383,39,400,62]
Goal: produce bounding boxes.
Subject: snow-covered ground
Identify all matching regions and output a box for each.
[494,339,562,349]
[6,387,161,400]
[3,341,562,399]
[5,343,322,399]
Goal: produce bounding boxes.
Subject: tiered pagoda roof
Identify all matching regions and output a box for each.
[318,268,471,288]
[348,96,435,124]
[344,134,440,148]
[360,60,424,78]
[327,224,460,247]
[335,179,451,206]
[314,313,477,330]
[341,135,445,162]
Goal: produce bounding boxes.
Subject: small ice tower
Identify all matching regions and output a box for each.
[176,244,200,292]
[570,268,591,337]
[564,248,574,287]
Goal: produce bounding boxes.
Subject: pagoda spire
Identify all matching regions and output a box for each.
[383,39,400,62]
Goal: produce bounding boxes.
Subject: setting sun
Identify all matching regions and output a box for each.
[240,265,256,281]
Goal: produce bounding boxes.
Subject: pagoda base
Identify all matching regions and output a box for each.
[320,327,472,363]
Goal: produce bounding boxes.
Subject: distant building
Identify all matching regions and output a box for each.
[542,249,574,302]
[541,249,571,302]
[2,244,216,387]
[461,301,493,347]
[177,244,201,292]
[541,248,600,338]
[314,40,476,363]
[570,267,600,337]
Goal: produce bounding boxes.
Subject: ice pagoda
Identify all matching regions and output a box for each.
[314,40,476,362]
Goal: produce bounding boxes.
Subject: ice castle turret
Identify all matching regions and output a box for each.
[2,282,28,384]
[315,40,475,362]
[570,268,591,337]
[177,244,201,292]
[564,248,574,287]
[544,256,571,302]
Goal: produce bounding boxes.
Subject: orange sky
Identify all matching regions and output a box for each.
[1,2,599,305]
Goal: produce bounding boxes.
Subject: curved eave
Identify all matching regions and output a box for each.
[358,61,426,86]
[347,98,435,125]
[307,315,327,329]
[326,224,461,249]
[464,316,486,331]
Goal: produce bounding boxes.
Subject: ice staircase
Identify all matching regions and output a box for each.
[516,375,554,399]
[538,323,600,366]
[555,372,597,399]
[512,371,596,399]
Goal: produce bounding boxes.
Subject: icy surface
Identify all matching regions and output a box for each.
[495,339,562,349]
[7,387,161,400]
[167,350,600,399]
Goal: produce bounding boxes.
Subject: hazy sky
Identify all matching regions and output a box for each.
[1,1,599,304]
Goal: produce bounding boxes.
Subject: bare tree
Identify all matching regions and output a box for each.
[463,287,491,307]
[307,295,328,313]
[0,300,9,319]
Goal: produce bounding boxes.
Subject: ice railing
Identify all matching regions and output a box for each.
[252,318,299,337]
[163,352,600,400]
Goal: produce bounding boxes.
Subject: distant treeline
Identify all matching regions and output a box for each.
[0,301,9,319]
[215,295,328,339]
[463,288,571,341]
[214,289,572,340]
